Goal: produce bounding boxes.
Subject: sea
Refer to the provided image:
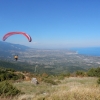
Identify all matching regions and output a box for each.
[70,47,100,57]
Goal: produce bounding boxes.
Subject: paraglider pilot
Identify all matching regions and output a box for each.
[14,55,18,61]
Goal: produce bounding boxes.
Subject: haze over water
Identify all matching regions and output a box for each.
[71,47,100,57]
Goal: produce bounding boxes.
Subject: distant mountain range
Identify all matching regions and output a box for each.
[0,41,30,60]
[0,41,30,51]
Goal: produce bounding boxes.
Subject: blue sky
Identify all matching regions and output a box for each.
[0,0,100,48]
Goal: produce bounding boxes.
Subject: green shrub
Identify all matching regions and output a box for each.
[58,75,64,80]
[0,81,22,97]
[87,68,96,77]
[57,73,70,80]
[87,67,100,77]
[66,73,70,77]
[17,73,25,79]
[0,68,24,81]
[76,70,85,77]
[0,72,19,81]
[97,78,100,84]
[43,78,57,85]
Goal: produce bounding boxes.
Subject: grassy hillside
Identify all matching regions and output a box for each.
[12,77,100,100]
[0,66,100,100]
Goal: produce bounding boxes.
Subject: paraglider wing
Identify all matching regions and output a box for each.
[3,32,32,42]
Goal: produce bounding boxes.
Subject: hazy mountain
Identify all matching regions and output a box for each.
[0,41,30,51]
[0,41,31,60]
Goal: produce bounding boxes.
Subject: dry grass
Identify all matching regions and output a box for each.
[12,77,100,100]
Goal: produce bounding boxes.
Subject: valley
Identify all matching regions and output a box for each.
[1,41,100,74]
